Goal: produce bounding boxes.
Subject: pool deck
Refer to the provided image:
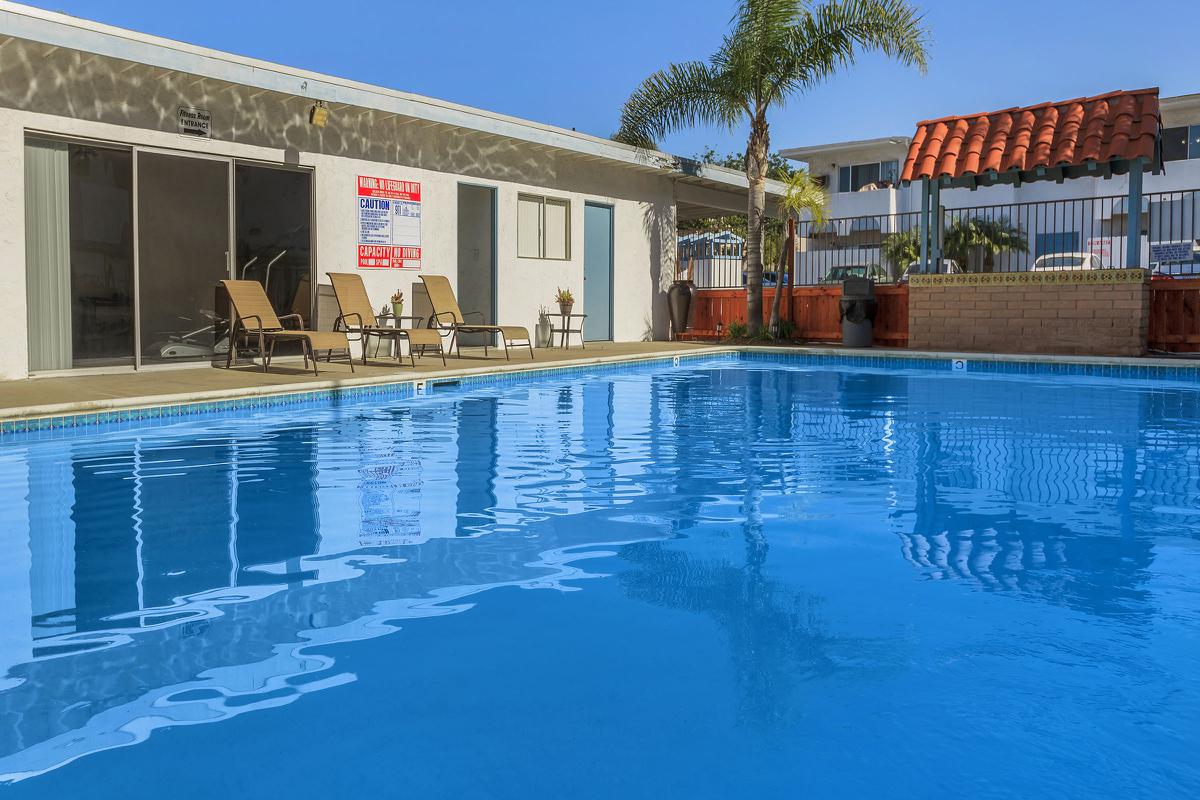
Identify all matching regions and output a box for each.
[0,342,727,422]
[3,341,1200,426]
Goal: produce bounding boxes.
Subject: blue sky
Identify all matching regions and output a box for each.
[28,0,1197,159]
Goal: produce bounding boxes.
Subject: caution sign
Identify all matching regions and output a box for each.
[357,175,422,269]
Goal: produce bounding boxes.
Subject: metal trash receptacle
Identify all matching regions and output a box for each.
[839,276,877,348]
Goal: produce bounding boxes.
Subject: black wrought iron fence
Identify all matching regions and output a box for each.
[682,190,1200,288]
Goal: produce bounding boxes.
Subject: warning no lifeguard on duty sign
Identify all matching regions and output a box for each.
[357,175,423,269]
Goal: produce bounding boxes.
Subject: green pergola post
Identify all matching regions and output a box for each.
[930,180,942,272]
[1126,158,1144,268]
[919,178,930,273]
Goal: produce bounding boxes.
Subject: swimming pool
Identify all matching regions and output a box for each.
[1,356,1197,798]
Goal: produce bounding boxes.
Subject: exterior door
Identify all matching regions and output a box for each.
[136,150,232,364]
[457,184,497,347]
[583,203,613,341]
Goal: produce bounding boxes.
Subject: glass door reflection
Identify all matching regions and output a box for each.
[136,151,231,364]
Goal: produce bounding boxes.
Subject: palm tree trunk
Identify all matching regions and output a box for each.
[744,116,770,336]
[767,230,788,336]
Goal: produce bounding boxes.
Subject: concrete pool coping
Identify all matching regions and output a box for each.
[0,342,729,424]
[2,341,1200,432]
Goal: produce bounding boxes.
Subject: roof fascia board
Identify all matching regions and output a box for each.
[780,136,910,160]
[0,1,786,196]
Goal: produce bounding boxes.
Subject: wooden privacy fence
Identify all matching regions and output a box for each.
[687,279,1198,354]
[1149,279,1200,353]
[684,285,909,347]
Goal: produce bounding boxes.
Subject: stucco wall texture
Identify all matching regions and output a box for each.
[0,38,682,378]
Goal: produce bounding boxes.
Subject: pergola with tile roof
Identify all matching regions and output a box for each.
[900,88,1164,272]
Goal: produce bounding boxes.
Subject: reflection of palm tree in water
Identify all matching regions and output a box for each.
[617,534,842,729]
[618,369,856,728]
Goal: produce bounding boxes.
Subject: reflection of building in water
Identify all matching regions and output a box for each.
[3,365,1200,779]
[893,377,1198,616]
[332,404,460,549]
[649,365,1200,619]
[0,376,669,777]
[24,427,319,645]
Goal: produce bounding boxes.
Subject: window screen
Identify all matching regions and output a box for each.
[517,195,542,258]
[517,194,570,259]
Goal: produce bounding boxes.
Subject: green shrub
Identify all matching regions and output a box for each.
[726,321,748,339]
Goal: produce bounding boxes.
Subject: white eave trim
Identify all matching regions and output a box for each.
[0,1,783,197]
[780,135,911,161]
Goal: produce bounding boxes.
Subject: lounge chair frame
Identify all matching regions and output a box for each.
[419,274,534,361]
[327,272,447,367]
[222,279,355,376]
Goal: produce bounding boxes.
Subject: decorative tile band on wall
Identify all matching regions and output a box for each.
[4,347,1200,440]
[908,269,1148,287]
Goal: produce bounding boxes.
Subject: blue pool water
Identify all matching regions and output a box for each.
[1,358,1198,798]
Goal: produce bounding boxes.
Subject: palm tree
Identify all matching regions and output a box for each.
[882,216,1028,276]
[881,228,921,278]
[768,168,827,335]
[943,216,1028,272]
[616,0,928,334]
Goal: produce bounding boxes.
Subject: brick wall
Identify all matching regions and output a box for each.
[908,271,1149,357]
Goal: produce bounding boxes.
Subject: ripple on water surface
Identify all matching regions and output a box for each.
[0,361,1198,798]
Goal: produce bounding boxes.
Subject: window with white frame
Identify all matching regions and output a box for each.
[518,194,571,259]
[837,160,900,192]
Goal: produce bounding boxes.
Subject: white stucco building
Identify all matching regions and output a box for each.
[0,2,779,380]
[781,92,1200,278]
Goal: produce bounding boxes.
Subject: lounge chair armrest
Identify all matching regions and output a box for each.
[335,312,365,331]
[239,314,264,332]
[430,310,459,328]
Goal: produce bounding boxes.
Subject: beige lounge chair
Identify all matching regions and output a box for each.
[222,279,354,376]
[327,272,446,367]
[419,274,534,360]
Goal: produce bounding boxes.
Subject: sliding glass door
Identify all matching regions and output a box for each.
[24,136,314,372]
[136,151,232,364]
[235,164,313,325]
[25,138,135,370]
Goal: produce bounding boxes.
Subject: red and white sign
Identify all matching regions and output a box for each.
[357,175,422,269]
[1087,236,1112,263]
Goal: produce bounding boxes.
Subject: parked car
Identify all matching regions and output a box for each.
[761,270,792,288]
[899,259,962,282]
[818,265,889,285]
[738,270,792,287]
[1030,252,1104,271]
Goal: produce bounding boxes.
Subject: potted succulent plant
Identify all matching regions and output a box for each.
[390,289,404,320]
[537,305,553,347]
[555,287,574,316]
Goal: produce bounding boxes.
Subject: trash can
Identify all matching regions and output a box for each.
[839,277,876,348]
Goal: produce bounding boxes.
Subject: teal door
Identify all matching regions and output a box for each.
[584,203,613,340]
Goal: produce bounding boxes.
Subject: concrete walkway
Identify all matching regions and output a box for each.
[0,342,723,421]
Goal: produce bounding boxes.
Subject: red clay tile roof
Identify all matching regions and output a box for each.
[901,88,1161,184]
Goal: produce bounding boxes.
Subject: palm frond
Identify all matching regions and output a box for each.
[772,0,929,101]
[776,167,828,226]
[616,61,744,146]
